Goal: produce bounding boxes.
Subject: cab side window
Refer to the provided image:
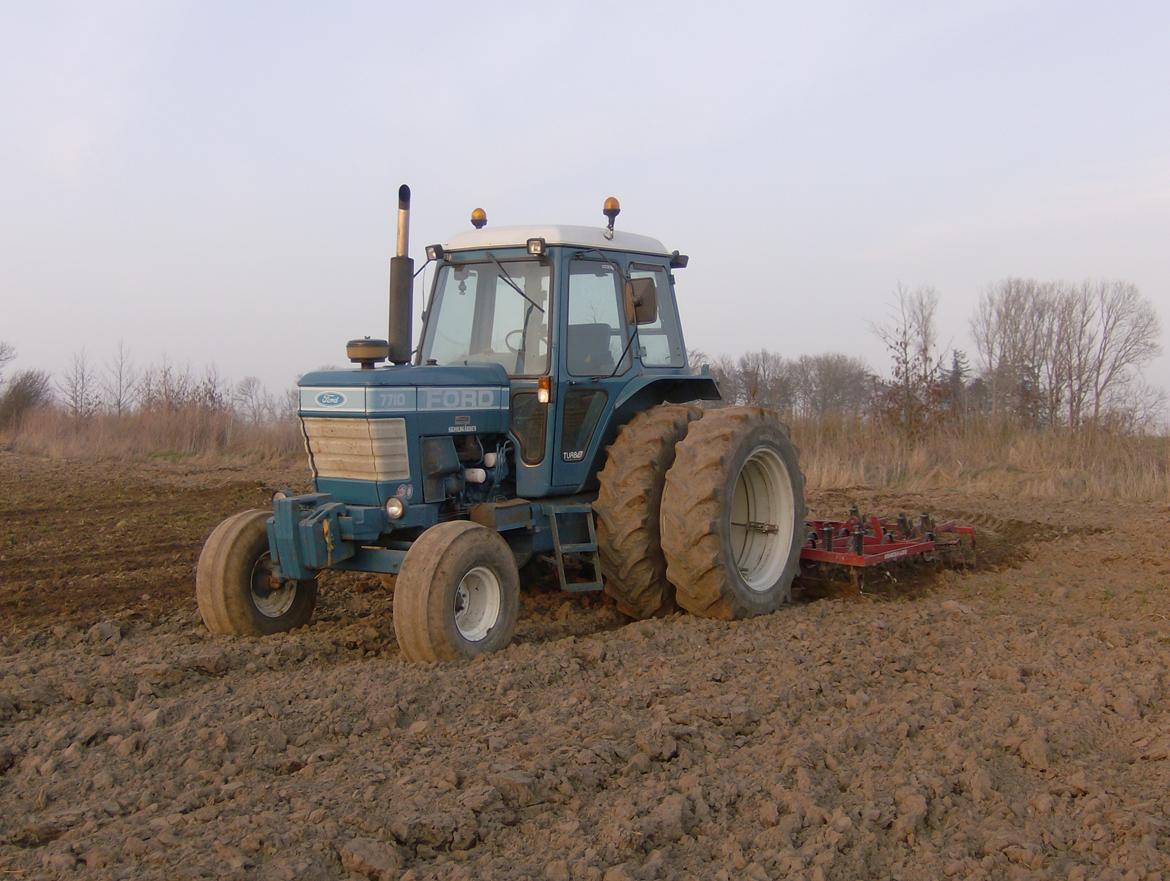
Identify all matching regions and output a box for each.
[566,261,631,376]
[628,265,685,367]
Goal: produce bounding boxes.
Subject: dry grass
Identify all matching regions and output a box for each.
[793,416,1170,502]
[3,407,1166,502]
[1,406,302,463]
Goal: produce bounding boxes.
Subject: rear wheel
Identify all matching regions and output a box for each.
[594,404,702,618]
[392,521,520,662]
[196,510,317,635]
[661,407,805,619]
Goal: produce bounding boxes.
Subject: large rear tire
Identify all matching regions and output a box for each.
[594,404,702,618]
[661,407,805,619]
[393,521,520,662]
[196,510,318,636]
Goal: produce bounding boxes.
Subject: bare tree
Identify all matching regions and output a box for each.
[0,341,14,386]
[971,279,1054,422]
[58,351,101,420]
[1054,284,1097,429]
[234,376,276,424]
[0,369,52,429]
[1087,281,1161,427]
[873,285,939,433]
[103,340,138,416]
[968,277,1161,431]
[282,387,300,419]
[737,349,794,414]
[791,353,872,418]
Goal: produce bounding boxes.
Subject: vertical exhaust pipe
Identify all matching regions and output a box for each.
[387,184,414,365]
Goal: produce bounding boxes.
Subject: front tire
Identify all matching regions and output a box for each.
[196,510,317,635]
[661,407,805,619]
[393,521,520,662]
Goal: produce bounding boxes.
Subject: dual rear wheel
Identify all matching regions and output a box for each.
[595,405,805,620]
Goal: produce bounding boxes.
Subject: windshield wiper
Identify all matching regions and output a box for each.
[487,253,544,313]
[596,325,640,380]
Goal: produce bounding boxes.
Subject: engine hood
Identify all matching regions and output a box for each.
[297,363,511,418]
[298,363,509,389]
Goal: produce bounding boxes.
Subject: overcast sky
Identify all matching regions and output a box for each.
[2,1,1167,393]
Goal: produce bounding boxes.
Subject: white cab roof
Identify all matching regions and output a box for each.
[443,224,670,256]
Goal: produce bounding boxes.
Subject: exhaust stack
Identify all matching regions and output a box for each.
[387,184,414,365]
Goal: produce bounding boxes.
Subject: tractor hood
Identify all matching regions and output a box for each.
[298,363,509,389]
[297,362,510,421]
[296,362,512,507]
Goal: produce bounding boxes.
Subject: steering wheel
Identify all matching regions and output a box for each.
[504,329,524,353]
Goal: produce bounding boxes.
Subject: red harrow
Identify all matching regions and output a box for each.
[799,507,976,591]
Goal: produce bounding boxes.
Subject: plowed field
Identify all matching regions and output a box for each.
[2,451,1168,881]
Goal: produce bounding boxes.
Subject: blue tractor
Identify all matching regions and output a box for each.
[197,186,806,661]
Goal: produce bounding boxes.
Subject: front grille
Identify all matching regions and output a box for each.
[301,417,410,481]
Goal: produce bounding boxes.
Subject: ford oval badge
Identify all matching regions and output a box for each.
[315,391,345,407]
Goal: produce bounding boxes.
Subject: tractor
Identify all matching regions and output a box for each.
[197,186,806,661]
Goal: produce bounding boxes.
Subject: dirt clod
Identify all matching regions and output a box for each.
[339,837,402,880]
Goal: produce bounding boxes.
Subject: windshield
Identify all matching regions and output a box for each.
[420,259,551,375]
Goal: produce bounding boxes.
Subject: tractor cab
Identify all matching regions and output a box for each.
[419,215,714,498]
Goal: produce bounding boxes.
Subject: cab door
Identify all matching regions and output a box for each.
[550,256,633,490]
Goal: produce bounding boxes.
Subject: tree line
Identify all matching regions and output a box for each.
[0,275,1163,437]
[698,277,1162,435]
[0,342,294,432]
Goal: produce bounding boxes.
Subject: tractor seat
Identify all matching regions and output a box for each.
[567,323,615,375]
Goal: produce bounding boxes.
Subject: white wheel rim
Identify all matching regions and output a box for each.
[729,445,796,592]
[250,553,298,618]
[454,565,502,642]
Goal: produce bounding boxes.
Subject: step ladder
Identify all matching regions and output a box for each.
[546,504,604,593]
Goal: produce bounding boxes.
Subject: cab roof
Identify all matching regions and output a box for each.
[443,225,670,256]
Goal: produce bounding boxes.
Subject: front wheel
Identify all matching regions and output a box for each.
[393,521,520,662]
[196,510,317,635]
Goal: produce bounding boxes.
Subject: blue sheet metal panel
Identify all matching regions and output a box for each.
[313,477,384,506]
[330,547,407,575]
[267,493,439,579]
[270,496,353,579]
[512,377,557,499]
[299,385,513,415]
[298,363,510,389]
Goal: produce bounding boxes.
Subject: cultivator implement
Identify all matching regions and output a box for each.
[799,508,975,589]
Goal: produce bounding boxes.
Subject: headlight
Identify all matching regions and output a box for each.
[385,497,405,520]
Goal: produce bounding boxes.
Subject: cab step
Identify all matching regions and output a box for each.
[545,503,603,593]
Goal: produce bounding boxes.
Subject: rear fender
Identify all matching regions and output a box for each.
[582,374,721,485]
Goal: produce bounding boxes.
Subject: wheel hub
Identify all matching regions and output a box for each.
[453,565,502,642]
[729,445,796,591]
[250,554,298,618]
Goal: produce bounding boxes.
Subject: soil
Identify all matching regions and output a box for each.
[2,450,1169,880]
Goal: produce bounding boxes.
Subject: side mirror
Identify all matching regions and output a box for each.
[623,277,658,325]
